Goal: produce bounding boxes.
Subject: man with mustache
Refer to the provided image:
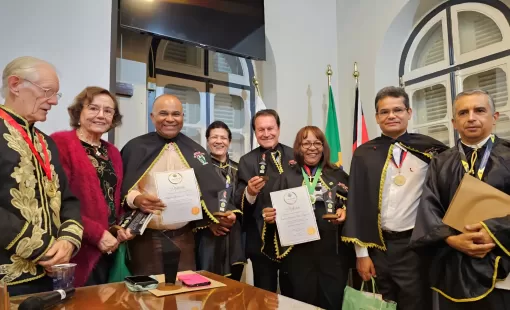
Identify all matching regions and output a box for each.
[411,90,510,309]
[234,109,293,294]
[121,94,233,276]
[0,56,83,296]
[342,86,448,309]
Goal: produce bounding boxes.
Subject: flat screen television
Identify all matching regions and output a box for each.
[119,0,266,60]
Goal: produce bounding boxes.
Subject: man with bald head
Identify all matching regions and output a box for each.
[121,94,234,275]
[0,56,83,295]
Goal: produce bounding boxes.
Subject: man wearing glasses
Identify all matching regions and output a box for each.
[342,86,448,309]
[0,56,83,296]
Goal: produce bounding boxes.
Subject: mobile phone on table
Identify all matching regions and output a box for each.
[177,273,211,287]
[125,275,159,287]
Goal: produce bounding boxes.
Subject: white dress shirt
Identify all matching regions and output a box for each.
[355,143,429,257]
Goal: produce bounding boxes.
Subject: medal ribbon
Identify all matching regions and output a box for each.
[390,148,408,170]
[0,109,52,180]
[301,165,323,197]
[457,135,494,180]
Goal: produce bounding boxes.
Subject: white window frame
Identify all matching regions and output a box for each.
[455,56,510,114]
[156,41,205,77]
[155,75,208,149]
[208,51,250,86]
[209,83,251,161]
[451,3,510,64]
[403,11,450,81]
[406,74,455,146]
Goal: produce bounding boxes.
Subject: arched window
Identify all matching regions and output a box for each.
[149,39,254,161]
[400,1,510,145]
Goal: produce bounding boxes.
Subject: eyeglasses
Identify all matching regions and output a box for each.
[85,103,116,118]
[376,107,408,118]
[24,79,62,100]
[301,141,323,149]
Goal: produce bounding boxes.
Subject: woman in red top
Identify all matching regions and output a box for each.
[51,86,132,287]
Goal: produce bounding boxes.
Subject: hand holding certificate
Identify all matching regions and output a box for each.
[154,169,203,225]
[270,186,320,247]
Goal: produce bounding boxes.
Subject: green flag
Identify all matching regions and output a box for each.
[325,85,342,166]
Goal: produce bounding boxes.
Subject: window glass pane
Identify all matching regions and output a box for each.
[463,68,508,109]
[181,127,201,145]
[229,132,245,162]
[414,124,450,146]
[163,41,200,66]
[412,84,448,125]
[458,11,503,54]
[164,84,201,124]
[213,94,245,129]
[412,21,445,70]
[213,52,244,76]
[495,114,510,140]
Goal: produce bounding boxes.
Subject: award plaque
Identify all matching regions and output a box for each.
[258,152,269,181]
[322,186,338,219]
[214,187,233,217]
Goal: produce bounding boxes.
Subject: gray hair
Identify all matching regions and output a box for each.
[454,89,496,114]
[1,56,54,99]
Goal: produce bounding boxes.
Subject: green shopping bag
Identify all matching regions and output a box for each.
[342,278,397,310]
[108,243,132,283]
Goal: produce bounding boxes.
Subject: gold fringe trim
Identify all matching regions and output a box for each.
[432,256,501,303]
[376,145,393,251]
[271,151,283,174]
[480,222,510,256]
[341,237,386,251]
[232,209,243,215]
[241,190,246,212]
[260,222,280,263]
[121,145,166,205]
[6,271,46,286]
[6,222,29,251]
[201,200,219,224]
[399,143,433,159]
[274,231,293,259]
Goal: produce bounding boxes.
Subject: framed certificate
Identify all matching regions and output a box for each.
[154,169,203,225]
[270,186,320,247]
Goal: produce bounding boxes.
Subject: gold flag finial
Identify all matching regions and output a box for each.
[252,76,261,96]
[326,65,333,86]
[353,62,359,85]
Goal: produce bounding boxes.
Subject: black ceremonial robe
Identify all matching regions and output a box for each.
[234,143,294,293]
[0,106,83,294]
[121,132,225,226]
[342,133,448,250]
[234,143,294,258]
[195,156,245,278]
[410,136,510,303]
[261,162,352,309]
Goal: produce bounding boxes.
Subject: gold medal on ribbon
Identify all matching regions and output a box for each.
[393,175,406,186]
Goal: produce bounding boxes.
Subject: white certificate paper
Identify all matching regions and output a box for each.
[154,169,203,225]
[270,186,320,247]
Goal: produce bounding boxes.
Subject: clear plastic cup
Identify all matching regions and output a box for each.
[51,263,77,290]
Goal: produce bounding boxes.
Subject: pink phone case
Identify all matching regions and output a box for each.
[177,273,211,287]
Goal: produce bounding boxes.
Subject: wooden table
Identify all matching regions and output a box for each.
[10,271,320,309]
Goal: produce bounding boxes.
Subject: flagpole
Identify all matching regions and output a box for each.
[326,64,332,87]
[252,76,261,97]
[353,62,359,86]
